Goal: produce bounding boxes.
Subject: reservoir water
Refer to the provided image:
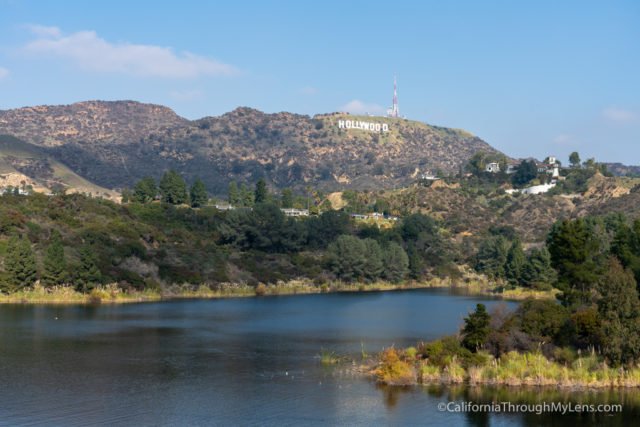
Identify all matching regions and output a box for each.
[0,288,636,426]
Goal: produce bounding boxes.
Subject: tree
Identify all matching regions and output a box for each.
[189,178,208,208]
[461,304,491,351]
[133,176,157,203]
[325,235,368,282]
[121,188,132,203]
[383,242,409,283]
[76,246,102,292]
[228,181,240,206]
[597,258,640,366]
[239,183,254,207]
[281,188,293,209]
[521,247,557,289]
[475,235,510,279]
[511,160,537,187]
[505,239,526,286]
[306,210,351,248]
[466,152,487,175]
[569,151,581,168]
[42,230,68,287]
[362,238,384,282]
[3,236,37,291]
[159,170,188,205]
[254,178,268,204]
[611,219,640,286]
[547,218,602,306]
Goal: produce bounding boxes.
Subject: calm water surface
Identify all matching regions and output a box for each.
[0,288,637,426]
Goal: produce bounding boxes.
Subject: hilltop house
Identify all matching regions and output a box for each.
[485,162,501,173]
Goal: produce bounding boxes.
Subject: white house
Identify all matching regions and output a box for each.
[485,162,501,173]
[281,208,309,217]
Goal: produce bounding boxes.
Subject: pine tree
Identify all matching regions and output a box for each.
[228,181,240,206]
[461,304,491,351]
[254,178,268,204]
[325,235,367,282]
[42,230,68,287]
[3,236,37,291]
[240,183,254,207]
[521,247,557,289]
[383,242,409,283]
[362,238,383,282]
[281,188,293,208]
[159,170,188,205]
[76,246,102,292]
[547,218,602,306]
[598,258,640,366]
[133,176,157,203]
[189,178,208,208]
[505,239,526,286]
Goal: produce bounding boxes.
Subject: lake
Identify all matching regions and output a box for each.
[0,288,636,426]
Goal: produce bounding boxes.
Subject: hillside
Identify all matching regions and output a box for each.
[0,135,119,199]
[0,101,503,195]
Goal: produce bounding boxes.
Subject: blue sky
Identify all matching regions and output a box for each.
[0,0,638,163]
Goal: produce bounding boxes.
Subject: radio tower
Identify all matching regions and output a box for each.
[388,76,399,118]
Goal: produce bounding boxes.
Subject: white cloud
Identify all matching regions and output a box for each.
[169,89,204,102]
[602,107,638,123]
[23,26,238,79]
[339,99,385,115]
[24,24,61,38]
[0,66,8,79]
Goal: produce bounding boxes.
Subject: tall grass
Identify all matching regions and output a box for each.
[374,346,640,389]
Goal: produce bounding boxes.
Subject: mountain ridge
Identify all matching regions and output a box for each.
[0,100,503,195]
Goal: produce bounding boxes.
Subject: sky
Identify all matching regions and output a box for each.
[0,0,638,163]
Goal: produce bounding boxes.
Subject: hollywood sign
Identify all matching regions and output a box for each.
[338,120,389,133]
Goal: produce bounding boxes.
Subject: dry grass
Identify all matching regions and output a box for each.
[374,347,640,389]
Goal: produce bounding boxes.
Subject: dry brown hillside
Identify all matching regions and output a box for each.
[0,102,503,194]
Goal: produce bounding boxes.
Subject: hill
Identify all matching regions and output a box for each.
[0,101,504,195]
[0,134,119,199]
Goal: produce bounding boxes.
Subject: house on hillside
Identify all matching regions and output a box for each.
[281,208,309,217]
[485,162,501,173]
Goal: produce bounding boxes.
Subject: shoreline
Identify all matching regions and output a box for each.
[0,277,558,305]
[366,347,640,390]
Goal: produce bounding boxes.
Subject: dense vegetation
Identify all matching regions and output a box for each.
[4,160,640,369]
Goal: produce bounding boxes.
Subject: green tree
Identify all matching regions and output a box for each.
[228,181,240,206]
[461,304,491,351]
[511,160,538,187]
[597,258,640,366]
[325,235,367,282]
[611,219,640,285]
[42,230,68,287]
[240,183,254,207]
[254,178,268,204]
[76,246,102,292]
[121,188,132,203]
[569,151,581,168]
[547,218,602,306]
[281,188,294,208]
[475,235,510,279]
[505,239,526,286]
[466,152,487,175]
[521,247,557,289]
[3,236,37,291]
[382,242,409,283]
[189,178,208,208]
[363,238,384,282]
[133,176,157,203]
[159,170,188,205]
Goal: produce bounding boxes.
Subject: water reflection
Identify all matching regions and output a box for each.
[0,289,636,426]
